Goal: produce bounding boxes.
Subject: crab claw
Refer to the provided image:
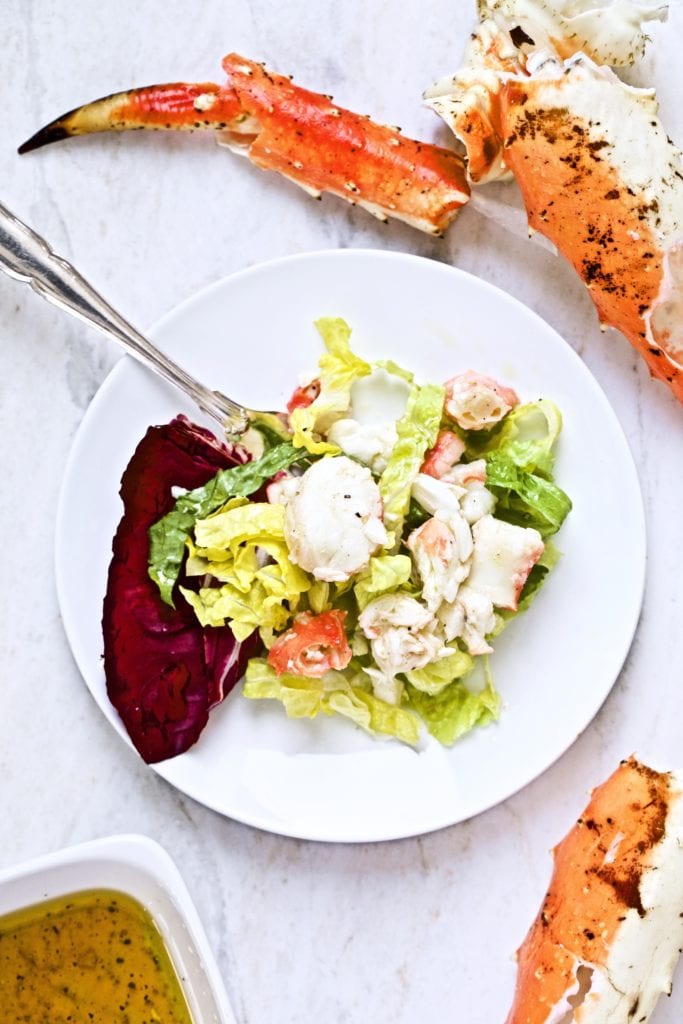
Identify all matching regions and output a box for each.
[18,82,244,153]
[19,54,470,236]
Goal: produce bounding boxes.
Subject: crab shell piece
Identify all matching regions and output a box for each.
[426,25,683,400]
[505,756,683,1024]
[19,54,471,237]
[478,0,668,67]
[500,54,683,399]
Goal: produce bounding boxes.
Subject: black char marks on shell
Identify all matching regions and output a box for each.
[102,415,258,764]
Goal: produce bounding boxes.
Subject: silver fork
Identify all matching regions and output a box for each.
[0,201,252,436]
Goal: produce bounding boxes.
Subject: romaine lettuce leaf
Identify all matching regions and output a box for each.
[378,381,444,538]
[181,504,311,641]
[484,450,572,537]
[289,317,372,454]
[353,554,413,611]
[373,358,415,383]
[491,400,562,475]
[405,669,500,745]
[404,647,474,695]
[148,440,308,606]
[243,658,420,744]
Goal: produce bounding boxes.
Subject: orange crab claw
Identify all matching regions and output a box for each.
[18,82,244,151]
[505,756,683,1024]
[19,55,470,237]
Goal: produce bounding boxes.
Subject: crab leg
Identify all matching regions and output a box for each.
[506,756,683,1024]
[426,4,683,401]
[19,55,470,237]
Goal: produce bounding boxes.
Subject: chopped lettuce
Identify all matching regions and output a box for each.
[243,659,420,744]
[490,400,562,475]
[404,647,474,695]
[378,381,444,539]
[289,318,372,454]
[405,667,500,746]
[353,554,413,611]
[148,440,308,606]
[180,504,311,641]
[373,358,415,383]
[461,399,571,538]
[484,450,572,537]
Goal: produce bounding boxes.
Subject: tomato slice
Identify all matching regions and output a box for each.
[286,378,321,414]
[268,610,352,678]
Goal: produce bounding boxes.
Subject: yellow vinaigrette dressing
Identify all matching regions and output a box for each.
[0,888,194,1022]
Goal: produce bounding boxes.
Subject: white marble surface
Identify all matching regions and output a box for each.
[1,2,682,1022]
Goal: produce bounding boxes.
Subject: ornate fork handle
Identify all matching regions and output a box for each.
[0,201,249,435]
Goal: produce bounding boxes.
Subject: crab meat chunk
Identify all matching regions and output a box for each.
[412,472,466,513]
[446,459,487,486]
[444,459,497,524]
[408,517,471,612]
[411,473,474,560]
[454,585,496,655]
[266,470,300,505]
[284,455,388,582]
[467,515,544,611]
[358,593,447,703]
[436,584,496,656]
[445,371,519,431]
[420,429,466,479]
[326,417,398,474]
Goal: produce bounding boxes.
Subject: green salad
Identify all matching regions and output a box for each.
[147,318,572,747]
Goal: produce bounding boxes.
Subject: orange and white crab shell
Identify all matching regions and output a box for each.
[425,3,683,400]
[505,756,683,1024]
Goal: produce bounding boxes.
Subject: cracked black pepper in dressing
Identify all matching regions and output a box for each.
[0,888,193,1022]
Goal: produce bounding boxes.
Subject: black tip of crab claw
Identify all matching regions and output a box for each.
[18,121,73,155]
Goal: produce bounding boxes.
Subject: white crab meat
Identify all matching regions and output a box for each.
[444,371,519,431]
[453,585,496,655]
[326,417,398,474]
[412,472,466,514]
[358,593,448,701]
[446,459,487,486]
[461,484,497,525]
[444,459,497,525]
[436,599,466,644]
[266,471,300,505]
[284,455,388,582]
[412,472,481,562]
[467,515,544,610]
[407,517,471,612]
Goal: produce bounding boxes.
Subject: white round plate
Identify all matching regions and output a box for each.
[56,249,645,843]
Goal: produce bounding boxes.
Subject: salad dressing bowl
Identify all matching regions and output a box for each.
[0,834,237,1023]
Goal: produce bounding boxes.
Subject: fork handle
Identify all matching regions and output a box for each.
[0,201,249,434]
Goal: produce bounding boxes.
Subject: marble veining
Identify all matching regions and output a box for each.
[1,2,682,1022]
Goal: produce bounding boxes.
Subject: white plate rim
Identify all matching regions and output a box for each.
[55,247,647,843]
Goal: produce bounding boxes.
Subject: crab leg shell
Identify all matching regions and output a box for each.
[505,757,683,1024]
[218,55,470,235]
[18,82,245,152]
[499,55,683,399]
[19,55,470,237]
